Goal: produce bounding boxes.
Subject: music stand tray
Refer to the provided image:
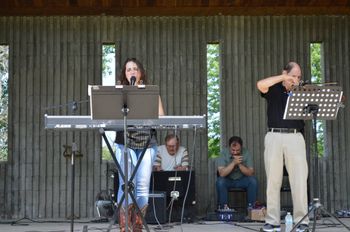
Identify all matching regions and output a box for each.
[283,85,343,120]
[89,85,159,120]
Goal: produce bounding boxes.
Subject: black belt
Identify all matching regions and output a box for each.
[268,128,300,133]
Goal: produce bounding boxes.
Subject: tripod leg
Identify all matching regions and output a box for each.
[11,216,36,225]
[319,206,350,231]
[291,205,314,232]
[312,206,317,232]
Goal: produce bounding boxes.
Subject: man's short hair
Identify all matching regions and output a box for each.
[228,136,243,147]
[283,61,298,73]
[165,134,179,143]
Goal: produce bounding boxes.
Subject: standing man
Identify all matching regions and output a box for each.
[216,136,258,210]
[257,62,309,232]
[154,134,189,171]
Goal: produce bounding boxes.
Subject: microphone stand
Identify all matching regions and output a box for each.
[122,100,130,231]
[45,100,84,231]
[68,102,80,232]
[44,99,88,231]
[69,142,78,232]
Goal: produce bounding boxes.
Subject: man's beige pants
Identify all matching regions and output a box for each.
[264,131,309,226]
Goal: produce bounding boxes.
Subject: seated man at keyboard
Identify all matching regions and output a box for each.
[216,136,258,210]
[153,134,189,171]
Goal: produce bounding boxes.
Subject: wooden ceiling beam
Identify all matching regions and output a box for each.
[1,6,350,16]
[1,0,350,16]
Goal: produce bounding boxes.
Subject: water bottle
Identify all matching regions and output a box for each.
[285,212,293,232]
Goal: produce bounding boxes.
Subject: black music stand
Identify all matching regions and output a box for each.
[90,85,159,232]
[283,85,349,232]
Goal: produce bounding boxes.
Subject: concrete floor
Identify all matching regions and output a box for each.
[0,217,350,232]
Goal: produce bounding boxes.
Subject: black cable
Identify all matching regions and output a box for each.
[150,172,164,228]
[179,127,197,227]
[230,222,261,231]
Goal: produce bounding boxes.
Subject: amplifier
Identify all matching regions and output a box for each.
[145,192,167,224]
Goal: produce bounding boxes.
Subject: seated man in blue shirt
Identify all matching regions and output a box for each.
[216,136,258,210]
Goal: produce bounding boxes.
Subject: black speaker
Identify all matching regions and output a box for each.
[145,191,167,224]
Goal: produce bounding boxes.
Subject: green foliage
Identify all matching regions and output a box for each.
[207,44,220,158]
[310,43,322,83]
[101,45,116,160]
[310,43,325,157]
[102,147,113,161]
[0,46,8,161]
[208,137,220,158]
[316,121,324,156]
[102,45,115,78]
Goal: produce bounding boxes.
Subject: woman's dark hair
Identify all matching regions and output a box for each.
[228,136,243,147]
[117,58,147,85]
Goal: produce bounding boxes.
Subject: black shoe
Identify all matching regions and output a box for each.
[296,224,309,232]
[262,223,281,232]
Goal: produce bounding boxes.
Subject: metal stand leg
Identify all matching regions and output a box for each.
[291,109,350,232]
[101,129,152,232]
[61,142,82,231]
[292,198,350,232]
[69,142,78,232]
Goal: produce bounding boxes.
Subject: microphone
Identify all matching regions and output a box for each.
[71,101,78,115]
[130,76,136,86]
[72,101,78,111]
